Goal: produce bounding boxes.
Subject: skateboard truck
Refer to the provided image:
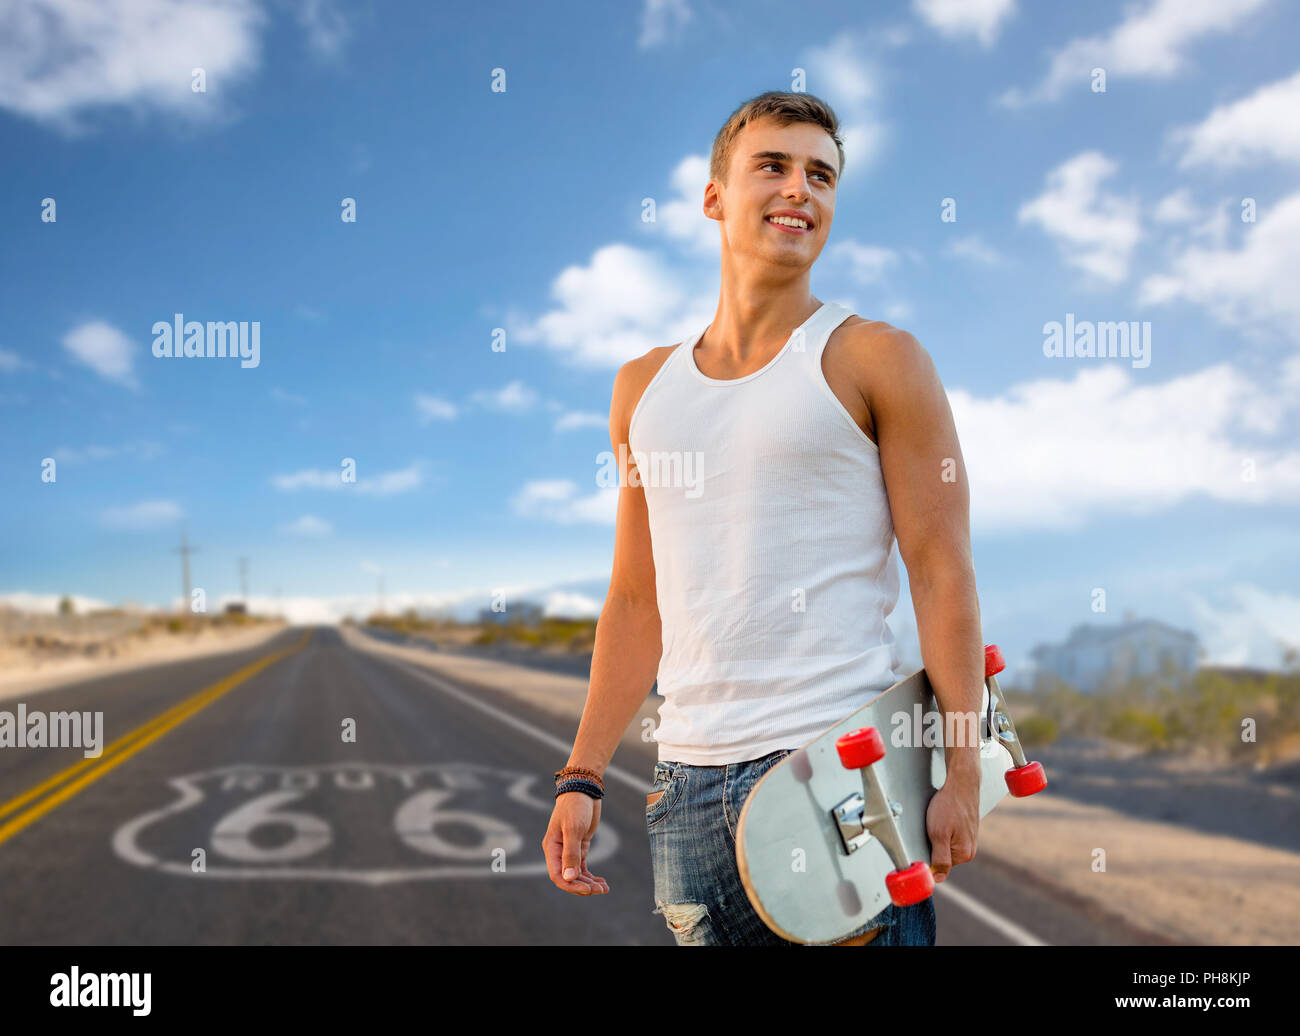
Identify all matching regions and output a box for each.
[832,726,935,907]
[983,645,1048,797]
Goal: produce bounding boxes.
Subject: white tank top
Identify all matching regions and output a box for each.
[628,300,905,764]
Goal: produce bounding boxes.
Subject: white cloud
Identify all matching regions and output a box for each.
[829,240,901,284]
[638,0,692,49]
[913,0,1017,47]
[944,234,1003,265]
[811,34,879,107]
[279,514,333,536]
[1186,584,1300,668]
[998,0,1270,106]
[0,592,114,614]
[0,0,266,133]
[295,0,349,57]
[512,242,713,368]
[415,394,457,422]
[0,348,26,372]
[1284,352,1300,393]
[802,33,888,177]
[271,387,307,406]
[882,301,913,324]
[542,590,602,619]
[469,380,539,414]
[555,411,608,433]
[61,321,139,387]
[950,362,1300,534]
[100,499,184,530]
[1139,191,1300,342]
[653,154,716,255]
[510,480,618,525]
[1152,187,1198,223]
[836,120,887,179]
[270,462,425,495]
[1172,69,1300,169]
[1017,151,1140,284]
[52,441,162,463]
[0,0,354,133]
[348,463,424,495]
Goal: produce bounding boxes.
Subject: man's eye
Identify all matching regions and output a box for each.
[763,162,830,183]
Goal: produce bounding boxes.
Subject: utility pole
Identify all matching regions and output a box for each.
[172,523,199,614]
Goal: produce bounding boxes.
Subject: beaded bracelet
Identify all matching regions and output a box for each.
[555,777,604,800]
[554,766,604,788]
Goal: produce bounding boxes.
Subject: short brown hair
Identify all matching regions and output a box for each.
[710,91,845,186]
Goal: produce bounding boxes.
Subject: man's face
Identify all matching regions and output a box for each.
[711,115,838,267]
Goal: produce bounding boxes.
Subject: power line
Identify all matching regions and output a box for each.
[171,524,199,614]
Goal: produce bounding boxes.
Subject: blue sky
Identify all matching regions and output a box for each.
[2,0,1298,678]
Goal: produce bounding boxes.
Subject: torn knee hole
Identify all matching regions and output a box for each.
[656,902,708,933]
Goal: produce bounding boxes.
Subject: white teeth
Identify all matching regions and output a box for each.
[768,215,809,229]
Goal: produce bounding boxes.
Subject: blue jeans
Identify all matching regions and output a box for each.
[646,748,937,946]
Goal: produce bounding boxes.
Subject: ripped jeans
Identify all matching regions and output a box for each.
[646,749,937,946]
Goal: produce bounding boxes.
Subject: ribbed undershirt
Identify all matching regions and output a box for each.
[628,301,905,764]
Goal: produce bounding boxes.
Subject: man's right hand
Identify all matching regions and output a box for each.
[543,792,610,895]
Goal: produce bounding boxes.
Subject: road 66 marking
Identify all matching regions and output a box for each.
[112,762,618,884]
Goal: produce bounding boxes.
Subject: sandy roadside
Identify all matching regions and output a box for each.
[0,621,290,701]
[343,623,1300,946]
[978,792,1300,945]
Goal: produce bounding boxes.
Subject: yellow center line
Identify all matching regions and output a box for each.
[0,630,311,846]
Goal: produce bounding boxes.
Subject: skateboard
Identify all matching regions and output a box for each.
[736,644,1046,944]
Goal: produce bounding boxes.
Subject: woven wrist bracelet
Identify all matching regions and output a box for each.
[554,766,603,787]
[554,778,604,800]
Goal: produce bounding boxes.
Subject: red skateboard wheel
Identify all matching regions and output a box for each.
[885,861,935,906]
[836,726,885,769]
[984,644,1005,678]
[1005,760,1047,796]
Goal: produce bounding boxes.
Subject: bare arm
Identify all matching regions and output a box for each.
[542,354,664,896]
[565,359,664,778]
[864,325,982,881]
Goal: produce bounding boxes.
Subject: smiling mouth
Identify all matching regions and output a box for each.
[765,217,812,234]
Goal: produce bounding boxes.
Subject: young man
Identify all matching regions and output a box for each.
[542,91,982,946]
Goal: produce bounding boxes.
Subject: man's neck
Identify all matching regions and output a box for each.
[703,277,820,362]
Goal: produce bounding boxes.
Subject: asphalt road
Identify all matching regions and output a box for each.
[0,626,1173,945]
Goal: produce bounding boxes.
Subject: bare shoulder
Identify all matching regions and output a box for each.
[610,343,681,437]
[835,318,939,404]
[837,316,929,361]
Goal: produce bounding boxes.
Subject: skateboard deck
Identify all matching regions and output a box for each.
[736,644,1045,945]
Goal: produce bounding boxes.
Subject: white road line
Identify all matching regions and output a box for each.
[360,638,1051,946]
[935,880,1048,945]
[363,649,652,793]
